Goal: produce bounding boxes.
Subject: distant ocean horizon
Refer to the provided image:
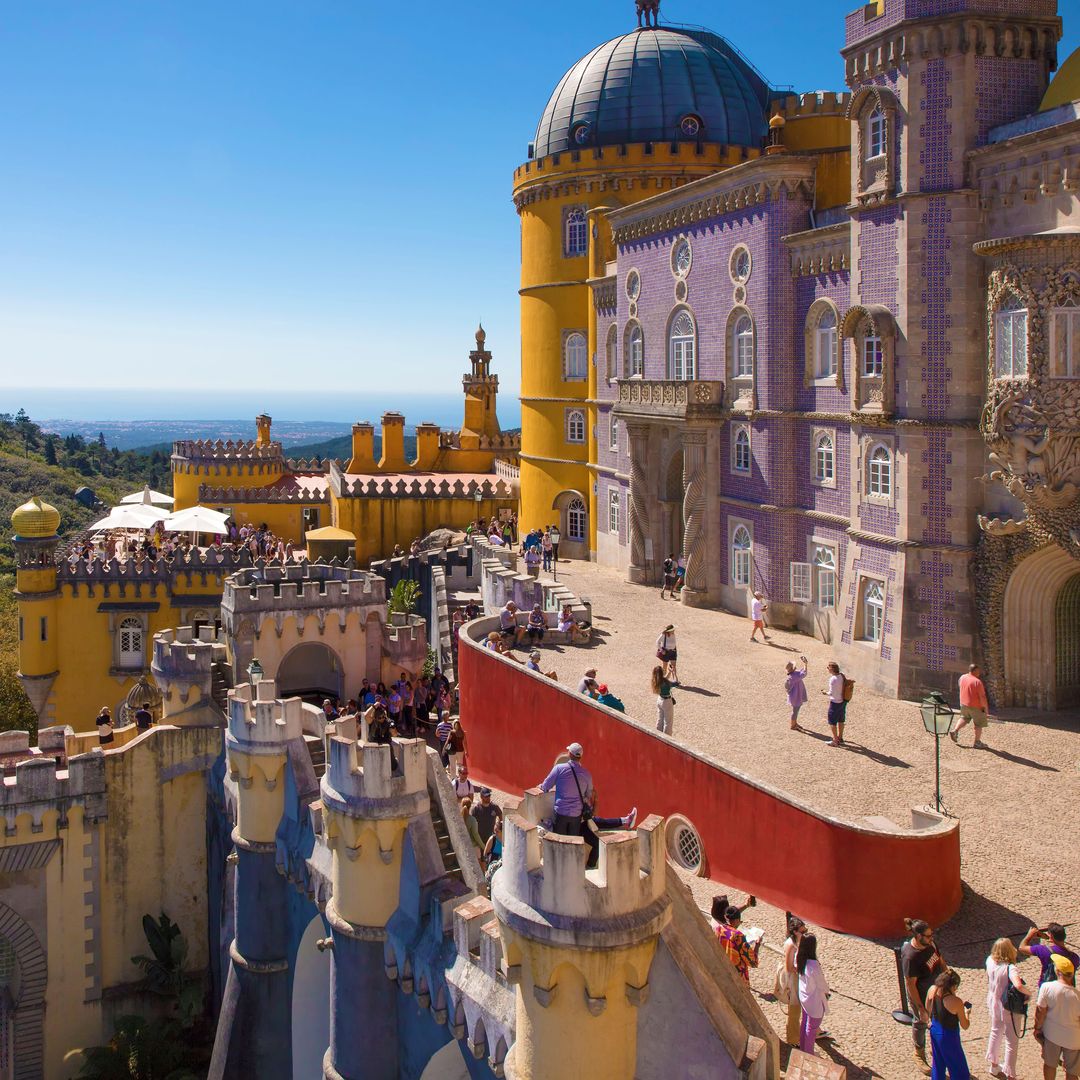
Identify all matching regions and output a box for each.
[0,387,522,429]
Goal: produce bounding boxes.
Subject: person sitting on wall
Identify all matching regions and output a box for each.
[499,601,526,646]
[525,604,546,645]
[596,684,625,712]
[364,704,397,772]
[486,631,523,663]
[526,650,557,680]
[558,604,590,643]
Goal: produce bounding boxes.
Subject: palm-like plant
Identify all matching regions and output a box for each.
[388,578,420,615]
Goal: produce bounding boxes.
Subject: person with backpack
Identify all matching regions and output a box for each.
[985,937,1031,1080]
[660,554,677,599]
[1019,923,1080,986]
[822,661,850,747]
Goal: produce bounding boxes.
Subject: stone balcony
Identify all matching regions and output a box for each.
[612,379,726,421]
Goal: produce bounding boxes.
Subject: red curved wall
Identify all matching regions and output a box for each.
[459,635,961,938]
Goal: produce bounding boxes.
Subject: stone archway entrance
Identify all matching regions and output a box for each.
[1003,544,1080,710]
[276,642,343,704]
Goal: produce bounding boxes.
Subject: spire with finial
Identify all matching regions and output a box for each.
[475,321,486,349]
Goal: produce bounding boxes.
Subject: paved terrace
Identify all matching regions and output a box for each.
[510,559,1078,1079]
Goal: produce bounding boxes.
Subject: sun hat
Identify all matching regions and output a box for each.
[529,650,541,660]
[664,624,674,632]
[567,742,584,758]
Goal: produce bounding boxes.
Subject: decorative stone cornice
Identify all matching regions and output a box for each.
[783,221,851,277]
[612,379,725,421]
[969,123,1080,214]
[605,157,817,245]
[842,13,1061,87]
[591,277,617,311]
[513,170,714,213]
[973,233,1080,258]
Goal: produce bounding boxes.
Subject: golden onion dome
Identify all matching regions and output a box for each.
[11,497,61,539]
[769,112,787,129]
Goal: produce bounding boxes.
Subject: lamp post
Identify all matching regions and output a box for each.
[247,657,264,687]
[918,691,955,815]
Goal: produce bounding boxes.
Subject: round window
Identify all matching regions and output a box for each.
[665,813,707,875]
[626,270,641,301]
[672,238,692,277]
[680,114,702,138]
[572,123,592,146]
[731,247,752,284]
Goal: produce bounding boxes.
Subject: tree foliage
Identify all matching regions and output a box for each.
[388,578,421,615]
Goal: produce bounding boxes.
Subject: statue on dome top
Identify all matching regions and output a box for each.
[636,0,660,29]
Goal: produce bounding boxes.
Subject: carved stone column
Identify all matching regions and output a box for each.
[626,423,651,584]
[680,429,709,607]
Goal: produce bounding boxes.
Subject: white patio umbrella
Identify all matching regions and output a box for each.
[162,505,230,535]
[88,504,168,531]
[120,485,174,506]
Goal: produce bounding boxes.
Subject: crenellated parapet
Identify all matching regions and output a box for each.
[774,89,851,118]
[222,563,385,619]
[57,545,251,593]
[490,813,670,1080]
[198,483,329,504]
[152,625,228,724]
[333,472,514,501]
[172,437,286,468]
[0,752,107,836]
[438,430,521,452]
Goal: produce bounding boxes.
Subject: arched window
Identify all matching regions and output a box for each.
[119,617,144,669]
[862,329,883,377]
[565,332,588,380]
[733,315,754,378]
[731,525,752,587]
[733,427,751,473]
[814,545,836,609]
[816,308,838,378]
[669,310,696,381]
[608,489,620,534]
[566,498,586,541]
[867,444,892,497]
[628,324,644,378]
[606,324,618,381]
[815,433,834,483]
[862,580,884,642]
[1050,297,1080,378]
[609,415,620,451]
[566,409,586,444]
[995,295,1029,379]
[564,208,588,257]
[867,108,886,159]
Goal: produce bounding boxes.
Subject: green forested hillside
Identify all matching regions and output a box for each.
[0,410,160,737]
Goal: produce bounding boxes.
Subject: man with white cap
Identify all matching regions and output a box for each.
[539,742,594,837]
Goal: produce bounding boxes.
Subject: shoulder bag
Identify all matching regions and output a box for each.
[568,763,593,821]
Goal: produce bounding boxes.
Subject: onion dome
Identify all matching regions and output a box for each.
[532,26,771,158]
[11,496,61,539]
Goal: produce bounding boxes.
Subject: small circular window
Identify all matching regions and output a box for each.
[672,238,692,278]
[572,122,592,146]
[626,269,641,301]
[665,813,707,875]
[730,246,752,284]
[680,114,702,138]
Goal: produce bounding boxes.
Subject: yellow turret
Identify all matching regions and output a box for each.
[12,497,61,722]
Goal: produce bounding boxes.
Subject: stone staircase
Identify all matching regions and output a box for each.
[428,792,465,884]
[210,661,232,713]
[304,734,327,779]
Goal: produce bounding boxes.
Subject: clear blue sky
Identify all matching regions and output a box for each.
[1,1,1076,402]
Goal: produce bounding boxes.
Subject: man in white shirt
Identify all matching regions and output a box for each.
[749,592,771,643]
[451,763,476,801]
[1036,954,1080,1079]
[823,661,846,747]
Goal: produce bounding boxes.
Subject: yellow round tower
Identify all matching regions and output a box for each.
[514,7,772,558]
[12,497,62,721]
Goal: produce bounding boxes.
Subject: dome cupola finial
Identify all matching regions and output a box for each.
[636,0,660,28]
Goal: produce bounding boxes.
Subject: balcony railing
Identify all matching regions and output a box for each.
[613,379,725,419]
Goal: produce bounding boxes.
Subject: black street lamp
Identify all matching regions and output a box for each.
[919,691,956,815]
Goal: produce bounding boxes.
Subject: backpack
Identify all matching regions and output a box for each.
[842,676,856,702]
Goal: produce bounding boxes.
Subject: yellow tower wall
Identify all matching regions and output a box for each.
[172,459,285,512]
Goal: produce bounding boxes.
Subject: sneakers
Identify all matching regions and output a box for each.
[949,730,959,743]
[913,1049,931,1076]
[623,807,637,829]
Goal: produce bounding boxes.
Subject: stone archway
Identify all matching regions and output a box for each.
[291,915,331,1079]
[661,449,684,563]
[276,642,343,704]
[1002,543,1080,709]
[0,902,47,1080]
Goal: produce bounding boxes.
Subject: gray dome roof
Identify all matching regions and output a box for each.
[532,27,771,159]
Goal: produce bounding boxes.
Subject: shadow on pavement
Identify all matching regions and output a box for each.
[978,745,1058,772]
[840,741,913,769]
[936,883,1044,968]
[674,684,721,698]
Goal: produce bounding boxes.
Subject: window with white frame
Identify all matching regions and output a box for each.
[118,617,144,670]
[862,330,883,377]
[565,332,588,380]
[628,324,644,378]
[867,108,886,159]
[1050,299,1080,378]
[814,546,837,609]
[606,325,618,381]
[609,415,620,451]
[790,561,813,604]
[733,315,754,378]
[669,310,696,381]
[867,444,892,497]
[731,525,752,587]
[566,498,586,541]
[608,489,620,534]
[861,579,884,642]
[564,207,588,257]
[994,297,1028,379]
[732,426,751,473]
[816,308,838,378]
[814,432,835,484]
[566,409,586,444]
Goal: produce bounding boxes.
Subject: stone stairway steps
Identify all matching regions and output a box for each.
[303,734,327,779]
[428,795,464,884]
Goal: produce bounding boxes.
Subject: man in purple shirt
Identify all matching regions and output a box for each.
[1019,923,1080,985]
[540,743,594,836]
